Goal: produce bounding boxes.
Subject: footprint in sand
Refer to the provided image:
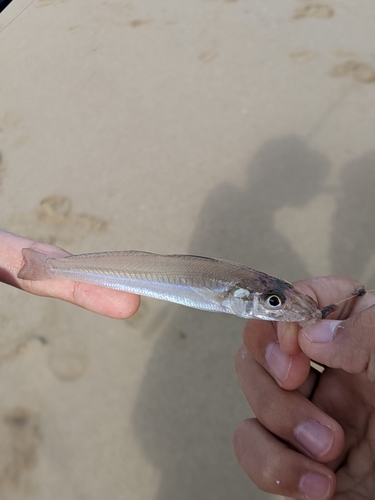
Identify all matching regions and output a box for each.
[330,60,375,84]
[0,407,41,490]
[9,194,108,246]
[293,4,334,20]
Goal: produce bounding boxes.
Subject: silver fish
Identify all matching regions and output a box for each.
[17,249,322,323]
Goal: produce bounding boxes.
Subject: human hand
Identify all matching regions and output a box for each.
[233,276,375,500]
[0,230,140,318]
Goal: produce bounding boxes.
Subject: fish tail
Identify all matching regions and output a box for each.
[17,249,52,281]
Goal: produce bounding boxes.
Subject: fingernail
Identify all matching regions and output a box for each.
[299,472,332,499]
[294,420,334,458]
[303,320,342,343]
[265,342,292,383]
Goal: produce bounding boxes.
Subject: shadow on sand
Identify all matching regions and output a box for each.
[132,136,340,500]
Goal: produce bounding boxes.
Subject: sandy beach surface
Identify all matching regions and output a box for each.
[0,1,375,499]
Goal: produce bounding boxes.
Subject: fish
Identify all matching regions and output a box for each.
[17,248,322,323]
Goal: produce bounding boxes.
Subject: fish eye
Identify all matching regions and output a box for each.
[263,291,286,309]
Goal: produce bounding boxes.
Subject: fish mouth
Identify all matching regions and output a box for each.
[287,293,320,322]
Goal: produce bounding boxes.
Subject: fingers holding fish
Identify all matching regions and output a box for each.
[243,319,311,390]
[25,277,141,319]
[290,276,375,378]
[234,344,343,499]
[293,276,372,321]
[19,262,141,319]
[233,418,336,500]
[237,277,375,500]
[0,230,140,319]
[299,306,375,377]
[235,344,344,464]
[242,276,375,390]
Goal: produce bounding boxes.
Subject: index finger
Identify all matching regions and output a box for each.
[0,230,140,319]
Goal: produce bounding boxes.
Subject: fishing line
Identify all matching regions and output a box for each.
[0,0,36,34]
[320,286,367,319]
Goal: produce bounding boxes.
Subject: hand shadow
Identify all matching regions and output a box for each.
[132,136,330,500]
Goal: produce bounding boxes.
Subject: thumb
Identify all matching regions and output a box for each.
[299,305,375,378]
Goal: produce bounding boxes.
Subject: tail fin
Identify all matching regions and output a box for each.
[17,249,52,281]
